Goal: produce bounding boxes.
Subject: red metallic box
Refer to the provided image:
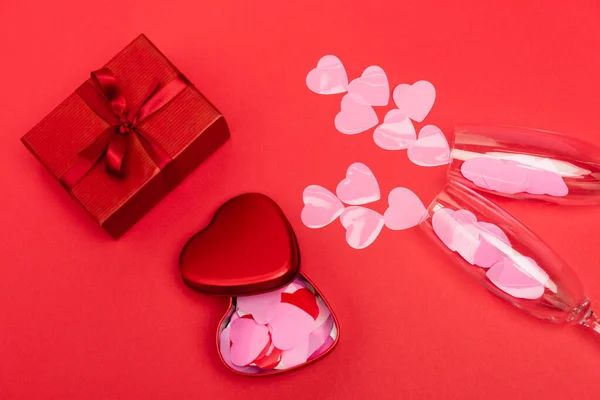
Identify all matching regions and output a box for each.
[21,34,229,238]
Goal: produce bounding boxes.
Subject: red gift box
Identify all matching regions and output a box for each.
[21,34,230,238]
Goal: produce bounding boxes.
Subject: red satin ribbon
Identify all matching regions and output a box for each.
[60,68,188,188]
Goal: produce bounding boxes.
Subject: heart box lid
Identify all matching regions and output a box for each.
[179,193,300,296]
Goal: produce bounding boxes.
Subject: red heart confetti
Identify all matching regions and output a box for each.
[281,288,320,320]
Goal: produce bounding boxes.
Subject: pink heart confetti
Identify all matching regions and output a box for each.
[526,169,569,196]
[407,125,450,167]
[236,287,284,324]
[373,109,416,150]
[308,314,335,357]
[461,158,530,194]
[269,302,317,350]
[314,296,332,328]
[383,187,427,230]
[305,55,349,95]
[308,336,335,361]
[486,256,548,300]
[392,80,436,122]
[281,288,319,320]
[336,162,380,205]
[432,208,483,265]
[432,208,470,250]
[451,220,481,265]
[219,326,262,374]
[473,222,511,269]
[347,65,390,106]
[334,95,379,135]
[281,338,311,368]
[218,276,337,374]
[229,318,271,367]
[432,207,550,301]
[461,157,569,197]
[340,206,384,249]
[301,185,345,228]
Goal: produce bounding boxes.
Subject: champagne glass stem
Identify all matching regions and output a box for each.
[581,310,600,336]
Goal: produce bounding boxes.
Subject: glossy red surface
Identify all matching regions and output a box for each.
[179,193,300,295]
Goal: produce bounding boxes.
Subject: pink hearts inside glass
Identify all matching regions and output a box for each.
[419,181,600,334]
[447,126,600,205]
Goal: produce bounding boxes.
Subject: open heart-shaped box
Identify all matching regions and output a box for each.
[179,193,339,376]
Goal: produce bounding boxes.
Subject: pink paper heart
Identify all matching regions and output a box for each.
[461,157,569,196]
[334,95,379,135]
[269,303,316,351]
[308,314,335,357]
[407,125,450,167]
[472,222,511,269]
[432,208,480,264]
[314,296,332,328]
[373,109,416,150]
[219,326,262,374]
[461,158,530,194]
[340,206,384,249]
[383,187,427,230]
[392,80,436,122]
[336,162,380,205]
[229,318,271,367]
[347,65,389,106]
[236,288,284,324]
[524,168,569,196]
[452,221,480,264]
[301,185,345,228]
[305,55,348,95]
[431,208,459,248]
[308,336,335,361]
[432,209,508,266]
[486,256,548,300]
[280,338,311,368]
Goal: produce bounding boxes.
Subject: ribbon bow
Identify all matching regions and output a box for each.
[60,68,188,188]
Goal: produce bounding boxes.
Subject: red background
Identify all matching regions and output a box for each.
[1,1,600,398]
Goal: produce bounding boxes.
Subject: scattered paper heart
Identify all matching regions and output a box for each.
[383,187,427,230]
[301,185,345,228]
[373,109,416,150]
[340,206,385,249]
[347,65,390,106]
[393,80,436,122]
[335,95,379,135]
[407,125,450,167]
[336,162,380,205]
[306,55,349,95]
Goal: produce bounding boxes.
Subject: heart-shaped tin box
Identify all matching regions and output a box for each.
[179,193,339,376]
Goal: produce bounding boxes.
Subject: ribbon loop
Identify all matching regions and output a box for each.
[60,69,187,188]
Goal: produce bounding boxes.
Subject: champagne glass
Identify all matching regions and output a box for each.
[419,181,600,334]
[448,126,600,205]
